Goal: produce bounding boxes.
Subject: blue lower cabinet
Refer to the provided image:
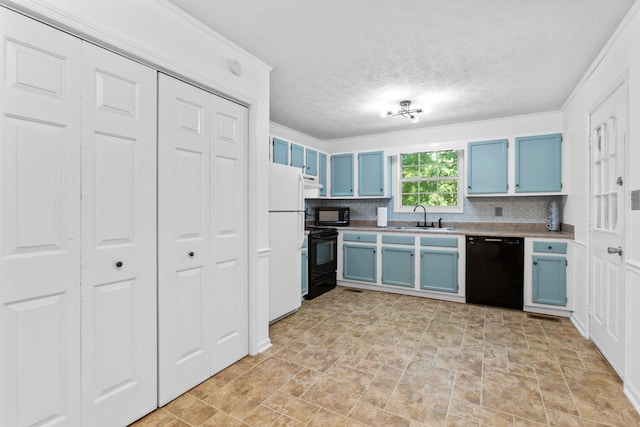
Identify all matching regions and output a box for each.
[343,244,377,282]
[381,247,414,287]
[420,249,458,293]
[532,255,566,306]
[301,248,308,296]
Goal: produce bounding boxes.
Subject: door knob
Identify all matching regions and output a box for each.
[188,251,195,257]
[607,246,623,256]
[115,261,123,268]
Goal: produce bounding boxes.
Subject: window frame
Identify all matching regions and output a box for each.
[394,149,464,214]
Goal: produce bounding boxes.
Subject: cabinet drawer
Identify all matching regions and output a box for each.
[533,241,567,254]
[420,236,458,248]
[343,233,377,243]
[382,234,414,245]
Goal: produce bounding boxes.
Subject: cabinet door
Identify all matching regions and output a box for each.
[331,153,354,196]
[272,137,289,165]
[291,143,305,171]
[420,250,458,293]
[319,153,327,196]
[382,247,415,287]
[532,255,566,306]
[467,139,508,194]
[358,151,384,196]
[306,148,318,176]
[343,244,377,282]
[515,133,562,192]
[301,248,308,295]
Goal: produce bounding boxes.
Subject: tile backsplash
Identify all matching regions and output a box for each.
[305,196,563,224]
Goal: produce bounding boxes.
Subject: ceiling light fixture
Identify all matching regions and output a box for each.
[381,100,423,123]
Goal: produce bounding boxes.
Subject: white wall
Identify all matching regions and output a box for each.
[1,0,273,354]
[562,2,640,412]
[321,111,564,154]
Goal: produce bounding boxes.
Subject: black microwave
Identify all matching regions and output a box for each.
[315,207,350,226]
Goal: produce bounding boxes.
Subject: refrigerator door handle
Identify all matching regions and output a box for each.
[297,173,304,211]
[298,212,305,248]
[297,173,305,248]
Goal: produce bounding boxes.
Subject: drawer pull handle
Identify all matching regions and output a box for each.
[548,246,553,250]
[189,251,195,257]
[115,261,123,268]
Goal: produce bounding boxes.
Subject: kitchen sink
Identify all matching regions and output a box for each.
[387,226,456,232]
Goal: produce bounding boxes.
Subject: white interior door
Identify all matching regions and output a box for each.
[589,81,627,377]
[210,94,249,374]
[80,42,157,425]
[0,8,82,426]
[158,74,212,405]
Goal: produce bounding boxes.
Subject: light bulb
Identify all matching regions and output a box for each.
[411,115,419,123]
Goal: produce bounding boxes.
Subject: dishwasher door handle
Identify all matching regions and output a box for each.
[484,238,503,242]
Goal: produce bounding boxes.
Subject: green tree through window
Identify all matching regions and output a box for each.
[400,150,459,207]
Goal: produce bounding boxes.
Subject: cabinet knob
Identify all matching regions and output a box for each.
[468,185,471,189]
[115,261,123,268]
[547,246,552,250]
[516,183,520,187]
[189,251,195,257]
[533,261,538,265]
[373,249,376,253]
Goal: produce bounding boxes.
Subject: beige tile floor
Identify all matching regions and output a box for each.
[131,287,640,426]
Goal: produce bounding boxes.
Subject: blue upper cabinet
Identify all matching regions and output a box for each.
[331,153,354,196]
[318,153,327,196]
[306,148,318,176]
[467,139,508,194]
[515,133,562,192]
[272,137,289,165]
[290,143,305,171]
[358,151,384,196]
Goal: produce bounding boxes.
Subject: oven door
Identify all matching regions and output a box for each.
[309,233,337,275]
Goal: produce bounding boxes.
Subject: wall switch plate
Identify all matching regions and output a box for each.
[632,189,640,210]
[495,207,503,216]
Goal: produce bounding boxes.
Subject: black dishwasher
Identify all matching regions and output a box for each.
[466,236,524,310]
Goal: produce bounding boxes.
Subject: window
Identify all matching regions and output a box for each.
[397,149,463,212]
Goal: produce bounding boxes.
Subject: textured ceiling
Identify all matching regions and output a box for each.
[166,0,635,140]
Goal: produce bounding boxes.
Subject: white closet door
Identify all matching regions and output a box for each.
[0,8,82,426]
[80,42,157,426]
[158,74,212,405]
[210,95,249,374]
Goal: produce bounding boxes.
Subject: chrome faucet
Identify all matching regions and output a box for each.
[413,205,427,227]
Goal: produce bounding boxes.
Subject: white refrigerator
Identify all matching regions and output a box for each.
[269,163,305,322]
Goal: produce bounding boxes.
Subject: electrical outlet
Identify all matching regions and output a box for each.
[495,207,503,216]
